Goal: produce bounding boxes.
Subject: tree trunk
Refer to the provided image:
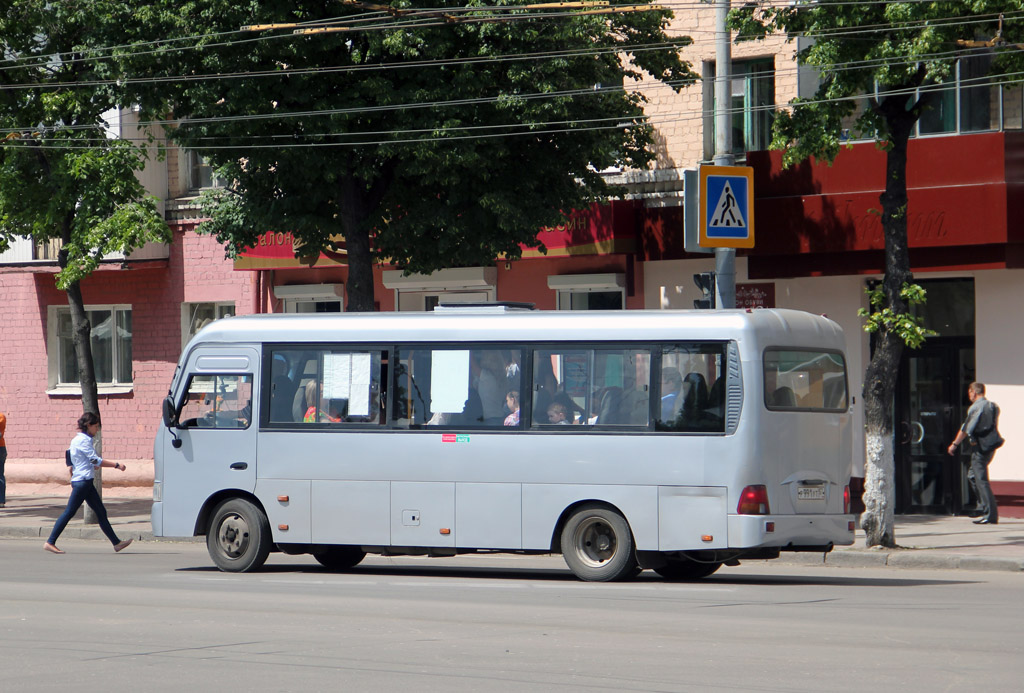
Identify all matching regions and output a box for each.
[338,178,376,312]
[60,251,103,523]
[860,102,916,548]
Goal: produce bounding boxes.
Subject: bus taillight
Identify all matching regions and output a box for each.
[737,485,770,515]
[844,485,851,514]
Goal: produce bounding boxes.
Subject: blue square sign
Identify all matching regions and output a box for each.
[699,165,754,249]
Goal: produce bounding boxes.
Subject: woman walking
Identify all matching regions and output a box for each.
[0,409,7,508]
[44,412,132,554]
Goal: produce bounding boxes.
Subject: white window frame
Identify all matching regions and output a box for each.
[274,283,345,313]
[703,58,776,159]
[181,302,236,350]
[382,268,497,311]
[547,273,626,310]
[47,304,133,395]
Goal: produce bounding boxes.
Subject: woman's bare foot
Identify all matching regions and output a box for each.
[43,543,65,554]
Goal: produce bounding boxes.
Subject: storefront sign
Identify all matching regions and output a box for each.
[736,283,775,309]
[234,231,346,270]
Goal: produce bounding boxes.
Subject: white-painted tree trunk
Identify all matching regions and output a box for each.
[862,425,895,547]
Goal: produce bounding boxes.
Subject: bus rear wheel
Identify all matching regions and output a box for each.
[560,504,637,581]
[654,558,722,580]
[207,498,271,573]
[314,546,366,571]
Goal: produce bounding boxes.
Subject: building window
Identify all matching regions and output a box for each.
[382,268,496,311]
[49,305,132,388]
[273,284,345,313]
[186,150,225,191]
[704,59,776,158]
[32,238,60,261]
[918,49,996,136]
[182,302,235,349]
[547,273,626,310]
[839,49,1000,140]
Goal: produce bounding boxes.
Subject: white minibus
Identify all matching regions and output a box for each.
[154,306,855,581]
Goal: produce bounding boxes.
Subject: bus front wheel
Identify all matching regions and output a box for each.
[560,504,638,581]
[207,498,271,573]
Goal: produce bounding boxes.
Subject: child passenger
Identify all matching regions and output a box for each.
[504,391,520,427]
[547,402,571,425]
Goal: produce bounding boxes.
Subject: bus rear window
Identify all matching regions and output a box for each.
[764,349,847,411]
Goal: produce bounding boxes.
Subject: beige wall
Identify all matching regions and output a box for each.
[975,270,1024,481]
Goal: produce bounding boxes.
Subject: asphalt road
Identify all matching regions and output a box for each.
[2,538,1021,692]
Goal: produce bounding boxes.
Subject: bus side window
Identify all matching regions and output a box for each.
[395,347,522,429]
[268,348,384,425]
[657,343,726,433]
[531,348,650,428]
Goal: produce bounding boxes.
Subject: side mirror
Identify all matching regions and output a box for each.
[162,396,178,428]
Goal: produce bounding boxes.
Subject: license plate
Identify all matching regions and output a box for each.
[797,486,825,500]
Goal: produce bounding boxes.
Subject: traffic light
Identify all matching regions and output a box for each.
[693,272,716,309]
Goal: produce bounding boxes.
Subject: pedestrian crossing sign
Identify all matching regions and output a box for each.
[699,165,754,249]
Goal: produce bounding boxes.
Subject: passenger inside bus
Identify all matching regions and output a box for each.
[660,367,683,421]
[546,402,571,424]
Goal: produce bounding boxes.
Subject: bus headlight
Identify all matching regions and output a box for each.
[152,481,162,503]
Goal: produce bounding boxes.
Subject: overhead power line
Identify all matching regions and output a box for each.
[4,67,1022,152]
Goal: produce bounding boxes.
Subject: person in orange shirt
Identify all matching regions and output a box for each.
[0,410,7,508]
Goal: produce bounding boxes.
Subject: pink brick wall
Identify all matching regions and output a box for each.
[0,225,252,463]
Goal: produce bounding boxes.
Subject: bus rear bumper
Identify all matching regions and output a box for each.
[728,514,855,551]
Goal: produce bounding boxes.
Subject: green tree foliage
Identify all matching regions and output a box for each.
[123,0,696,310]
[731,1,1024,546]
[0,1,171,416]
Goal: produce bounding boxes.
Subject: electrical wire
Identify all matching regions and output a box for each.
[5,67,1022,151]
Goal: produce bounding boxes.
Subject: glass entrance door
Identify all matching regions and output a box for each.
[896,341,974,514]
[891,277,975,515]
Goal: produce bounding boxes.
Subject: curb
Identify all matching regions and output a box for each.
[775,549,1024,572]
[0,526,201,543]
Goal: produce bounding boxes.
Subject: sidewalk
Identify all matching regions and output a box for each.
[1,496,1022,572]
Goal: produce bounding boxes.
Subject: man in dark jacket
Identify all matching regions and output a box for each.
[947,382,1001,525]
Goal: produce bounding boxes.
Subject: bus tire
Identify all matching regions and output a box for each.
[314,547,366,571]
[654,559,722,580]
[207,498,271,573]
[560,504,638,582]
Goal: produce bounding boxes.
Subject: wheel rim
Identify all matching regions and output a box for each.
[572,516,617,568]
[216,511,250,559]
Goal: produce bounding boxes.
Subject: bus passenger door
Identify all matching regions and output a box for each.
[161,348,259,537]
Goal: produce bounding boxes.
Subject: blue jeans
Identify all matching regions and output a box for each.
[0,446,6,504]
[47,479,121,545]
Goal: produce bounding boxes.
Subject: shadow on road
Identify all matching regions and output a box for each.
[174,561,977,588]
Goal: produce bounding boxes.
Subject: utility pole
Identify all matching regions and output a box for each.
[713,0,736,309]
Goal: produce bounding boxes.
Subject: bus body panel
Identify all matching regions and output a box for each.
[311,480,391,545]
[257,479,312,544]
[391,481,456,547]
[658,486,729,550]
[456,483,523,549]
